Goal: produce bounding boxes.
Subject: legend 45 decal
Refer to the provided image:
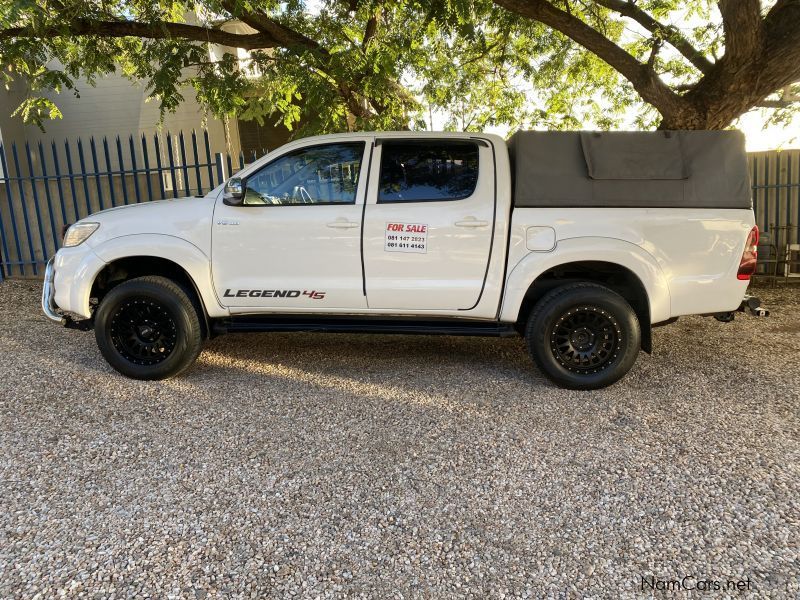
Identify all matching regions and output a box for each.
[385,222,428,254]
[223,289,326,300]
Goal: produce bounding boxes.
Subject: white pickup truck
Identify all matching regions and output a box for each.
[43,130,762,389]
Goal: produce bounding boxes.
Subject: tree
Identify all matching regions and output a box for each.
[451,0,800,130]
[0,0,423,133]
[2,1,799,134]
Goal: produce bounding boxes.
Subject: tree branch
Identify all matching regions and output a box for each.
[218,1,324,53]
[718,0,763,66]
[647,37,662,68]
[215,2,384,120]
[763,0,800,75]
[0,18,282,50]
[493,0,687,120]
[591,0,714,74]
[362,2,383,49]
[756,98,799,108]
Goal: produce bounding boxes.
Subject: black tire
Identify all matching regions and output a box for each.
[525,282,641,390]
[94,276,203,380]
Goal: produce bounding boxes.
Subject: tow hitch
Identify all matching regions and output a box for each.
[714,294,769,322]
[739,294,769,317]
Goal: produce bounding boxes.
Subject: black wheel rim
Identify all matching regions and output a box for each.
[109,298,178,365]
[550,305,620,374]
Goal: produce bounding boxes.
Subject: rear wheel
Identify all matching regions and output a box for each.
[94,276,203,380]
[525,282,640,389]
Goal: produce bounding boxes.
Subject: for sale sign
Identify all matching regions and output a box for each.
[384,222,428,253]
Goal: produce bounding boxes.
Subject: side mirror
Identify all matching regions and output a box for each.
[223,177,244,206]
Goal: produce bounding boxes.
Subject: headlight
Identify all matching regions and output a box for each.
[62,222,100,247]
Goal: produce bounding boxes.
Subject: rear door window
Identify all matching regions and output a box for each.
[378,141,479,203]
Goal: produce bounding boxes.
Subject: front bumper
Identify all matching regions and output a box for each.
[42,258,63,323]
[41,258,94,330]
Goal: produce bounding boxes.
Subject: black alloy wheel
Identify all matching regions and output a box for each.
[550,306,620,374]
[95,276,203,380]
[109,298,179,365]
[525,282,641,390]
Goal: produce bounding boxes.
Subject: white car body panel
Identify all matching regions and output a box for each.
[53,196,224,318]
[84,196,215,253]
[49,131,754,329]
[90,234,225,317]
[501,208,754,323]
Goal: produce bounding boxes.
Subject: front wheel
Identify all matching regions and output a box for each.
[94,276,203,380]
[525,283,641,390]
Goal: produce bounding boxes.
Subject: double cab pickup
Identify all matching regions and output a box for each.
[44,130,761,389]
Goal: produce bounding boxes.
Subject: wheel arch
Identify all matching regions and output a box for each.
[91,256,212,338]
[89,234,226,320]
[502,239,672,353]
[517,261,652,351]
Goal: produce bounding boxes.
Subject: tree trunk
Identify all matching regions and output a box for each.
[656,104,709,130]
[656,2,800,131]
[657,65,797,130]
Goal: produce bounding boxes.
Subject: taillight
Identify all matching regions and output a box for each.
[737,225,759,280]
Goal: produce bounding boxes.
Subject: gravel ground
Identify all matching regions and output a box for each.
[1,279,798,599]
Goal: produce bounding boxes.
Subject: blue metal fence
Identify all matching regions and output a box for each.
[749,149,800,278]
[0,130,264,279]
[0,139,798,280]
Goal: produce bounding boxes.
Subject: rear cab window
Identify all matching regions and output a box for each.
[378,141,480,203]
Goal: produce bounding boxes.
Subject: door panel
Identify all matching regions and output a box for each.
[212,141,370,311]
[362,140,495,311]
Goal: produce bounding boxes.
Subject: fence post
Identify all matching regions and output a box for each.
[141,134,154,202]
[115,136,130,205]
[204,131,214,187]
[190,131,202,195]
[11,143,38,275]
[89,137,106,210]
[128,135,141,204]
[0,143,20,279]
[76,138,93,216]
[34,142,60,257]
[47,142,69,227]
[215,153,227,186]
[102,137,117,207]
[178,132,190,196]
[154,134,167,199]
[166,132,179,199]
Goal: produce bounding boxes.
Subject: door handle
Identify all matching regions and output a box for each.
[455,219,489,228]
[326,220,360,229]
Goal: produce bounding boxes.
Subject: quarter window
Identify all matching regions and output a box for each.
[378,141,479,203]
[244,142,364,205]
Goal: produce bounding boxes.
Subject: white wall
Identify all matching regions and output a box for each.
[1,64,241,162]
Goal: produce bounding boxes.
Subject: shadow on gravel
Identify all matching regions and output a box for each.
[200,331,538,382]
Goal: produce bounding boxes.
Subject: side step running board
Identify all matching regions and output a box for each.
[213,316,519,337]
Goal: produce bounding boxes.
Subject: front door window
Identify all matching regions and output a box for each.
[244,143,364,205]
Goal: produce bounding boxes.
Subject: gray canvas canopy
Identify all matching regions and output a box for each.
[507,130,751,209]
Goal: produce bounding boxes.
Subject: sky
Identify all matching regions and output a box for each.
[734,111,800,151]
